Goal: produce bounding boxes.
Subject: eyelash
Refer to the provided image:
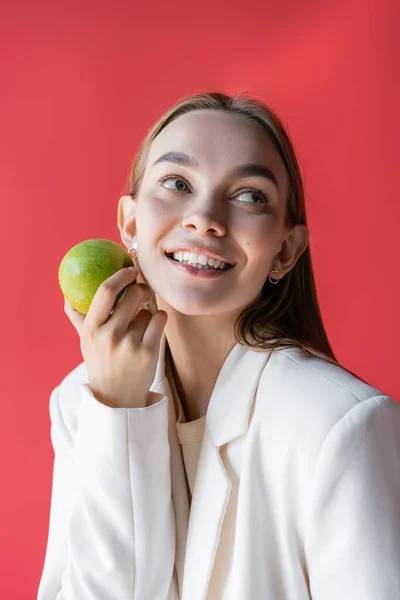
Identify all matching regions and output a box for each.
[158,175,269,206]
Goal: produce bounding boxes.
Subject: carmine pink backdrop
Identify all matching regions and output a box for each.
[1,0,399,597]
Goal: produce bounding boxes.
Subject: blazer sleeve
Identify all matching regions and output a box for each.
[37,381,178,600]
[304,394,400,599]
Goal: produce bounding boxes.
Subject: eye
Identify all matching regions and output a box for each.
[235,189,268,205]
[158,176,269,207]
[159,175,189,192]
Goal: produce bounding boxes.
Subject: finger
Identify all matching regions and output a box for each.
[64,297,85,336]
[108,282,151,333]
[84,267,139,331]
[141,310,168,350]
[126,308,154,341]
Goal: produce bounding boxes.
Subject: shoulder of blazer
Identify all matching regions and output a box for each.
[250,347,395,459]
[274,346,385,401]
[255,346,390,426]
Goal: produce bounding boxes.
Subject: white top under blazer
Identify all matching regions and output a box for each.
[37,332,400,599]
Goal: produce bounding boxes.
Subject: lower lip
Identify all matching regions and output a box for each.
[166,255,233,278]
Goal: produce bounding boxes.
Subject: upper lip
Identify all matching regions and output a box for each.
[165,244,236,266]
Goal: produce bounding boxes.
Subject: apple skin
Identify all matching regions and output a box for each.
[58,238,135,315]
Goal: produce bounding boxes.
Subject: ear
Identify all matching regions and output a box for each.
[277,224,309,277]
[117,195,137,249]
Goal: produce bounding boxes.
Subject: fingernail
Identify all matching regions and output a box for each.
[128,267,137,272]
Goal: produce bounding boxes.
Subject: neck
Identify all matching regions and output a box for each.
[159,305,238,422]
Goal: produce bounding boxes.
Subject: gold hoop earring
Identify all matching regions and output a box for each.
[268,263,280,285]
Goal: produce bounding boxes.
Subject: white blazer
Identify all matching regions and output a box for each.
[37,333,400,599]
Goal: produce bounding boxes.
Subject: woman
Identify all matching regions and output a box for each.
[38,92,400,599]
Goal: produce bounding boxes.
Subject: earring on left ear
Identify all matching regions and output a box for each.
[268,263,280,285]
[268,251,281,285]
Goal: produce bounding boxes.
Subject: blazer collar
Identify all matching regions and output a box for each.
[151,331,273,447]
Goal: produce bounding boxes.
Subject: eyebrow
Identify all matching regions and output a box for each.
[152,151,279,189]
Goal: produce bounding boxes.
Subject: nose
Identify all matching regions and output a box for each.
[181,201,227,236]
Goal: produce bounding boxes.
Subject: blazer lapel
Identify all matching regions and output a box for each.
[150,334,272,600]
[181,342,272,600]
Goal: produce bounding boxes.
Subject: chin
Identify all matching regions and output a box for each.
[170,303,221,316]
[159,294,239,317]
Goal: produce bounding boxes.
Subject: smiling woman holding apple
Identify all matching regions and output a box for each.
[38,92,400,600]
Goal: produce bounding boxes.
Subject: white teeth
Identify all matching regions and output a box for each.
[170,251,229,270]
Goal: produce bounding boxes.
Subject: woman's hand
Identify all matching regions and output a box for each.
[64,267,168,408]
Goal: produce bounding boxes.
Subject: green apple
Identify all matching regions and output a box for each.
[58,238,135,315]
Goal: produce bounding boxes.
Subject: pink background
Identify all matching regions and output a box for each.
[1,0,399,597]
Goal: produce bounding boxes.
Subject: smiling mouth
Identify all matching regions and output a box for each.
[165,252,234,270]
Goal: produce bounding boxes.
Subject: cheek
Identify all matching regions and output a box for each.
[137,196,169,236]
[240,230,281,279]
[242,226,279,257]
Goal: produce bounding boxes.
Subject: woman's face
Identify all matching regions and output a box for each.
[131,109,291,316]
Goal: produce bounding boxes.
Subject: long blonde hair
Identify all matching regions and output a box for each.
[125,91,346,368]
